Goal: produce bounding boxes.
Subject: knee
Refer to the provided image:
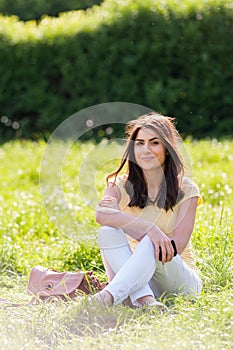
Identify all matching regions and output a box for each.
[98,226,129,249]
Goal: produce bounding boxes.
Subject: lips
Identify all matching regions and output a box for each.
[141,157,155,161]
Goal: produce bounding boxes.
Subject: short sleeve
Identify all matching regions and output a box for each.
[179,176,202,206]
[114,175,130,210]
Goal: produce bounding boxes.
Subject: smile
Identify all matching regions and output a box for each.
[141,157,155,161]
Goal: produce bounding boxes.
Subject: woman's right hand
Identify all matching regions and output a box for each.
[147,224,174,264]
[96,196,120,213]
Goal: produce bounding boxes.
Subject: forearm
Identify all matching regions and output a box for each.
[96,210,155,241]
[169,233,190,255]
[96,208,176,263]
[168,198,199,255]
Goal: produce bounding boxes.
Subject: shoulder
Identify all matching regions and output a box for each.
[115,174,128,187]
[113,174,130,210]
[180,176,198,190]
[179,176,202,206]
[105,174,128,202]
[113,174,129,197]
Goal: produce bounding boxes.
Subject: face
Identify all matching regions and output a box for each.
[133,127,167,172]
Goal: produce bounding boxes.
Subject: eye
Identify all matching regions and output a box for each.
[135,141,143,146]
[46,283,53,290]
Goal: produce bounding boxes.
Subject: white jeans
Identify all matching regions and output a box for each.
[98,226,202,306]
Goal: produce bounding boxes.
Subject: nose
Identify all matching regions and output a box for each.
[143,142,152,153]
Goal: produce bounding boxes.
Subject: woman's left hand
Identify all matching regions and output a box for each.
[147,224,174,264]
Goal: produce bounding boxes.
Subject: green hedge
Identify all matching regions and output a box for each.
[0,0,232,142]
[0,0,102,21]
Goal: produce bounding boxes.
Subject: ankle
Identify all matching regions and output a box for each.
[103,290,114,306]
[94,290,114,307]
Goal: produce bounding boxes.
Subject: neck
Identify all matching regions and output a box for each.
[143,168,164,199]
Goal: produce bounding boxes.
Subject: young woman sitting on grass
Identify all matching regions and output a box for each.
[94,112,202,309]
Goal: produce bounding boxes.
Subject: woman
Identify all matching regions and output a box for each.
[94,112,202,309]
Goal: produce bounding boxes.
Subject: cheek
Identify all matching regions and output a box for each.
[134,149,144,166]
[156,147,166,160]
[160,145,167,156]
[162,152,167,161]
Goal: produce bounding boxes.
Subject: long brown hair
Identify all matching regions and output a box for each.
[106,112,185,211]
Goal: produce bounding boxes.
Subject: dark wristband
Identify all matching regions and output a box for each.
[159,240,177,261]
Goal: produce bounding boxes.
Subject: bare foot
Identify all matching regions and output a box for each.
[136,295,157,306]
[135,295,168,312]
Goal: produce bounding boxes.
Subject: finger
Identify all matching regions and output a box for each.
[154,243,160,261]
[99,199,112,205]
[163,241,173,262]
[99,200,115,207]
[160,244,167,264]
[99,199,118,208]
[102,196,117,202]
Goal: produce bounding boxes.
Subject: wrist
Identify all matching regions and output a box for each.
[147,223,157,235]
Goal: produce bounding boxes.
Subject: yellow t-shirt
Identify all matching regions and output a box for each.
[115,175,202,273]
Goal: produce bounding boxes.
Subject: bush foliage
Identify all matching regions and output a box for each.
[0,0,102,21]
[0,0,232,142]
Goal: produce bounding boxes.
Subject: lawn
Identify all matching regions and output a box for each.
[0,139,232,350]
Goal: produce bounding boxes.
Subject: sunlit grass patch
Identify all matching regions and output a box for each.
[0,290,232,350]
[0,139,232,349]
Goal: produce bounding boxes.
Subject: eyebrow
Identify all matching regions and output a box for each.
[135,137,160,141]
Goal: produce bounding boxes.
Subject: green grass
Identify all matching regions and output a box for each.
[0,139,232,350]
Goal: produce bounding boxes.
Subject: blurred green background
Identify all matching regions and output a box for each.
[0,0,103,20]
[0,0,232,142]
